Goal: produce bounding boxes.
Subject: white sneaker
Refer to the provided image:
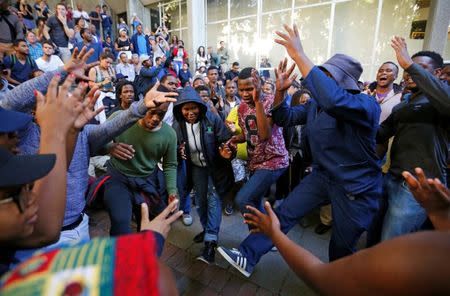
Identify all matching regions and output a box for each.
[182,214,193,226]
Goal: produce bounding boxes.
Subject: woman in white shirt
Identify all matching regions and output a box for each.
[196,46,207,70]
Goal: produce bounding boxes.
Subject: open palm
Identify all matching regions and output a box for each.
[275,58,298,91]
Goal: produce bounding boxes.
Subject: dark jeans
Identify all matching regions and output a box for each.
[103,163,163,236]
[191,165,222,242]
[156,159,191,214]
[103,26,112,40]
[239,169,380,266]
[275,153,309,200]
[235,168,287,215]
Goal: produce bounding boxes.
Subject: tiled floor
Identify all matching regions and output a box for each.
[88,206,330,295]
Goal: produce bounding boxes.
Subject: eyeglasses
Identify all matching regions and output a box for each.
[0,184,32,213]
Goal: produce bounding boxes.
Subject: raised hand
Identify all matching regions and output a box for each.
[391,36,413,70]
[144,81,178,109]
[72,86,104,130]
[34,74,84,133]
[402,168,450,227]
[251,69,262,103]
[109,142,135,160]
[57,13,67,25]
[275,58,298,92]
[244,201,281,239]
[140,199,183,239]
[63,46,97,81]
[275,24,304,61]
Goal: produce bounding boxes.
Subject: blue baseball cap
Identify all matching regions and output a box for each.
[0,107,32,133]
[0,147,56,187]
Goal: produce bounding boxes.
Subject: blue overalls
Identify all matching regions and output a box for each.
[238,67,382,264]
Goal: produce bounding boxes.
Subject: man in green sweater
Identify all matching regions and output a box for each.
[103,102,178,236]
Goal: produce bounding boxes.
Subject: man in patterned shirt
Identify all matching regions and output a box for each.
[228,67,289,216]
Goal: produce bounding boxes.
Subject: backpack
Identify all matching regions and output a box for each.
[10,54,37,68]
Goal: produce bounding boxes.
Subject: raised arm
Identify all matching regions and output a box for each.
[18,74,97,247]
[0,70,60,113]
[0,47,94,113]
[391,36,450,115]
[271,58,307,127]
[86,82,178,154]
[251,70,273,141]
[275,24,380,128]
[275,24,314,79]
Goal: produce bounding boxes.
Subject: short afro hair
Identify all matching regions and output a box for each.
[411,51,443,69]
[238,67,255,80]
[195,85,210,95]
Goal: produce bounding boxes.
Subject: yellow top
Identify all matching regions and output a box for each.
[226,106,248,160]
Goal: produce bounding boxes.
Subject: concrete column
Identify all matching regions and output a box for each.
[187,0,206,64]
[423,0,450,54]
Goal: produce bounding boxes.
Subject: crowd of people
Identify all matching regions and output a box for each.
[0,0,450,294]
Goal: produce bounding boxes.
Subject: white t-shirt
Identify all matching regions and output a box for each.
[185,121,206,167]
[36,55,64,72]
[73,10,90,20]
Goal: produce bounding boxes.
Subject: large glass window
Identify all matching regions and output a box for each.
[260,12,292,67]
[293,5,331,65]
[295,0,330,7]
[205,0,433,78]
[230,0,257,18]
[332,0,378,66]
[262,0,291,13]
[375,0,428,68]
[206,22,229,51]
[152,1,188,50]
[229,17,258,66]
[206,0,228,22]
[163,2,180,31]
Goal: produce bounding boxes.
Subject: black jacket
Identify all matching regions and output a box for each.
[172,87,234,198]
[377,63,450,180]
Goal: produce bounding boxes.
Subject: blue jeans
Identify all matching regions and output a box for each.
[103,26,112,40]
[235,168,286,214]
[238,169,380,266]
[381,173,427,241]
[191,165,222,242]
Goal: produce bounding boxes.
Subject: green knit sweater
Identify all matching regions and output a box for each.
[109,116,178,195]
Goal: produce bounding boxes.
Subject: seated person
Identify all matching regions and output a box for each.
[2,39,38,86]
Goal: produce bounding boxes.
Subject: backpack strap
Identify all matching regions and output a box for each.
[0,14,17,41]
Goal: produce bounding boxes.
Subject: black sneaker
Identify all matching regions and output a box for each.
[196,241,217,264]
[314,223,332,235]
[193,230,205,243]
